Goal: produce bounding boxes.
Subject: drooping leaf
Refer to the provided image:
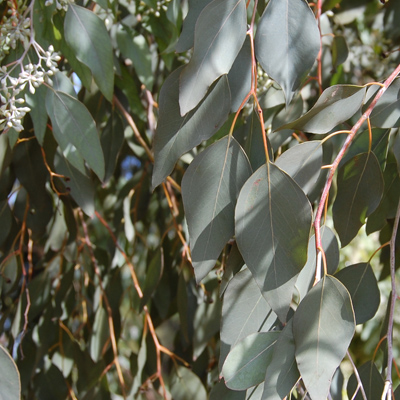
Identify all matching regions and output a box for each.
[140,249,164,310]
[278,85,366,134]
[335,263,380,324]
[220,268,278,370]
[293,275,355,400]
[179,0,246,115]
[235,162,312,321]
[222,332,280,391]
[347,361,384,400]
[64,4,114,101]
[89,305,109,362]
[0,200,12,247]
[275,141,323,195]
[152,68,231,189]
[182,136,252,282]
[255,0,320,105]
[175,0,213,52]
[262,319,300,400]
[209,380,246,400]
[333,152,384,247]
[219,243,245,297]
[25,84,48,145]
[46,89,105,180]
[169,366,207,400]
[332,35,349,69]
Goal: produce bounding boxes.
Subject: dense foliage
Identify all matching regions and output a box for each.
[1,0,400,398]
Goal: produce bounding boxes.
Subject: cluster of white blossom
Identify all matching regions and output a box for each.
[138,0,171,18]
[44,0,70,12]
[0,0,61,132]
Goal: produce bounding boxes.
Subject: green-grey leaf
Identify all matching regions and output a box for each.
[0,344,21,400]
[262,319,300,400]
[278,85,366,134]
[275,141,323,195]
[152,67,231,189]
[89,306,109,362]
[140,249,164,310]
[179,0,246,115]
[222,332,280,391]
[347,361,384,400]
[235,162,312,321]
[255,0,320,106]
[170,366,207,400]
[0,200,12,247]
[182,136,252,282]
[46,90,105,180]
[65,4,114,101]
[293,275,355,400]
[335,263,380,324]
[220,268,278,370]
[333,152,384,247]
[332,35,349,69]
[25,84,48,145]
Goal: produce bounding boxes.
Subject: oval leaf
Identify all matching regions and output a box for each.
[278,85,366,134]
[255,0,320,105]
[235,162,312,321]
[169,366,208,400]
[335,263,380,324]
[333,152,384,247]
[347,361,384,400]
[0,344,21,400]
[152,68,231,189]
[65,4,114,101]
[293,275,355,400]
[222,332,280,391]
[182,136,252,282]
[179,0,247,115]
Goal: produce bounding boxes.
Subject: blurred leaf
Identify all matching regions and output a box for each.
[255,0,320,105]
[46,89,105,180]
[347,361,384,400]
[235,162,312,321]
[179,0,246,115]
[25,85,48,145]
[1,255,22,296]
[293,275,355,400]
[140,248,164,309]
[152,68,231,189]
[65,4,114,101]
[209,381,246,400]
[0,344,21,400]
[222,332,280,391]
[34,363,69,400]
[219,243,244,296]
[335,263,380,324]
[89,306,110,363]
[0,200,12,247]
[332,35,349,69]
[278,85,366,134]
[333,152,384,247]
[169,366,207,400]
[182,136,252,282]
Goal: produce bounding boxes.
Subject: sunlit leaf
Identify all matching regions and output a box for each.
[89,306,109,362]
[293,275,355,400]
[179,0,246,115]
[255,0,320,105]
[182,136,252,282]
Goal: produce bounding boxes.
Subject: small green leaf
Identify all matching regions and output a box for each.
[0,344,21,400]
[293,275,355,400]
[333,152,384,247]
[222,332,280,391]
[332,35,349,69]
[255,0,320,105]
[152,68,231,189]
[335,263,380,324]
[46,89,105,180]
[235,162,312,321]
[278,85,366,134]
[182,136,252,282]
[169,366,207,400]
[179,0,246,115]
[89,305,109,362]
[65,4,114,101]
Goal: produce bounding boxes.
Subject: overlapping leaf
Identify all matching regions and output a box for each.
[278,85,366,134]
[293,275,355,400]
[222,332,280,391]
[333,152,384,247]
[255,0,320,105]
[235,162,312,321]
[179,0,246,115]
[347,361,384,400]
[152,67,231,189]
[65,4,114,101]
[182,136,252,282]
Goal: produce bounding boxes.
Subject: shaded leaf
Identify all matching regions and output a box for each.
[255,0,320,105]
[220,268,278,370]
[182,136,252,282]
[179,0,246,115]
[89,306,109,362]
[25,85,48,145]
[235,162,312,321]
[222,332,280,391]
[209,381,246,400]
[140,249,164,310]
[219,243,245,297]
[293,275,355,400]
[347,361,384,400]
[152,68,231,189]
[0,344,21,400]
[46,89,105,180]
[332,35,349,69]
[335,263,380,324]
[333,152,384,247]
[65,4,114,101]
[169,366,207,400]
[262,319,300,400]
[0,200,12,247]
[275,141,323,195]
[278,85,366,134]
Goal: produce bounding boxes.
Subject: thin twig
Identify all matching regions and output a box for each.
[347,350,367,400]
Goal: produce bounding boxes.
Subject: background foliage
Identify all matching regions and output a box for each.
[1,0,400,398]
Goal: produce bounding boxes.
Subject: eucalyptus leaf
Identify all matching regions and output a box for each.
[347,361,384,400]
